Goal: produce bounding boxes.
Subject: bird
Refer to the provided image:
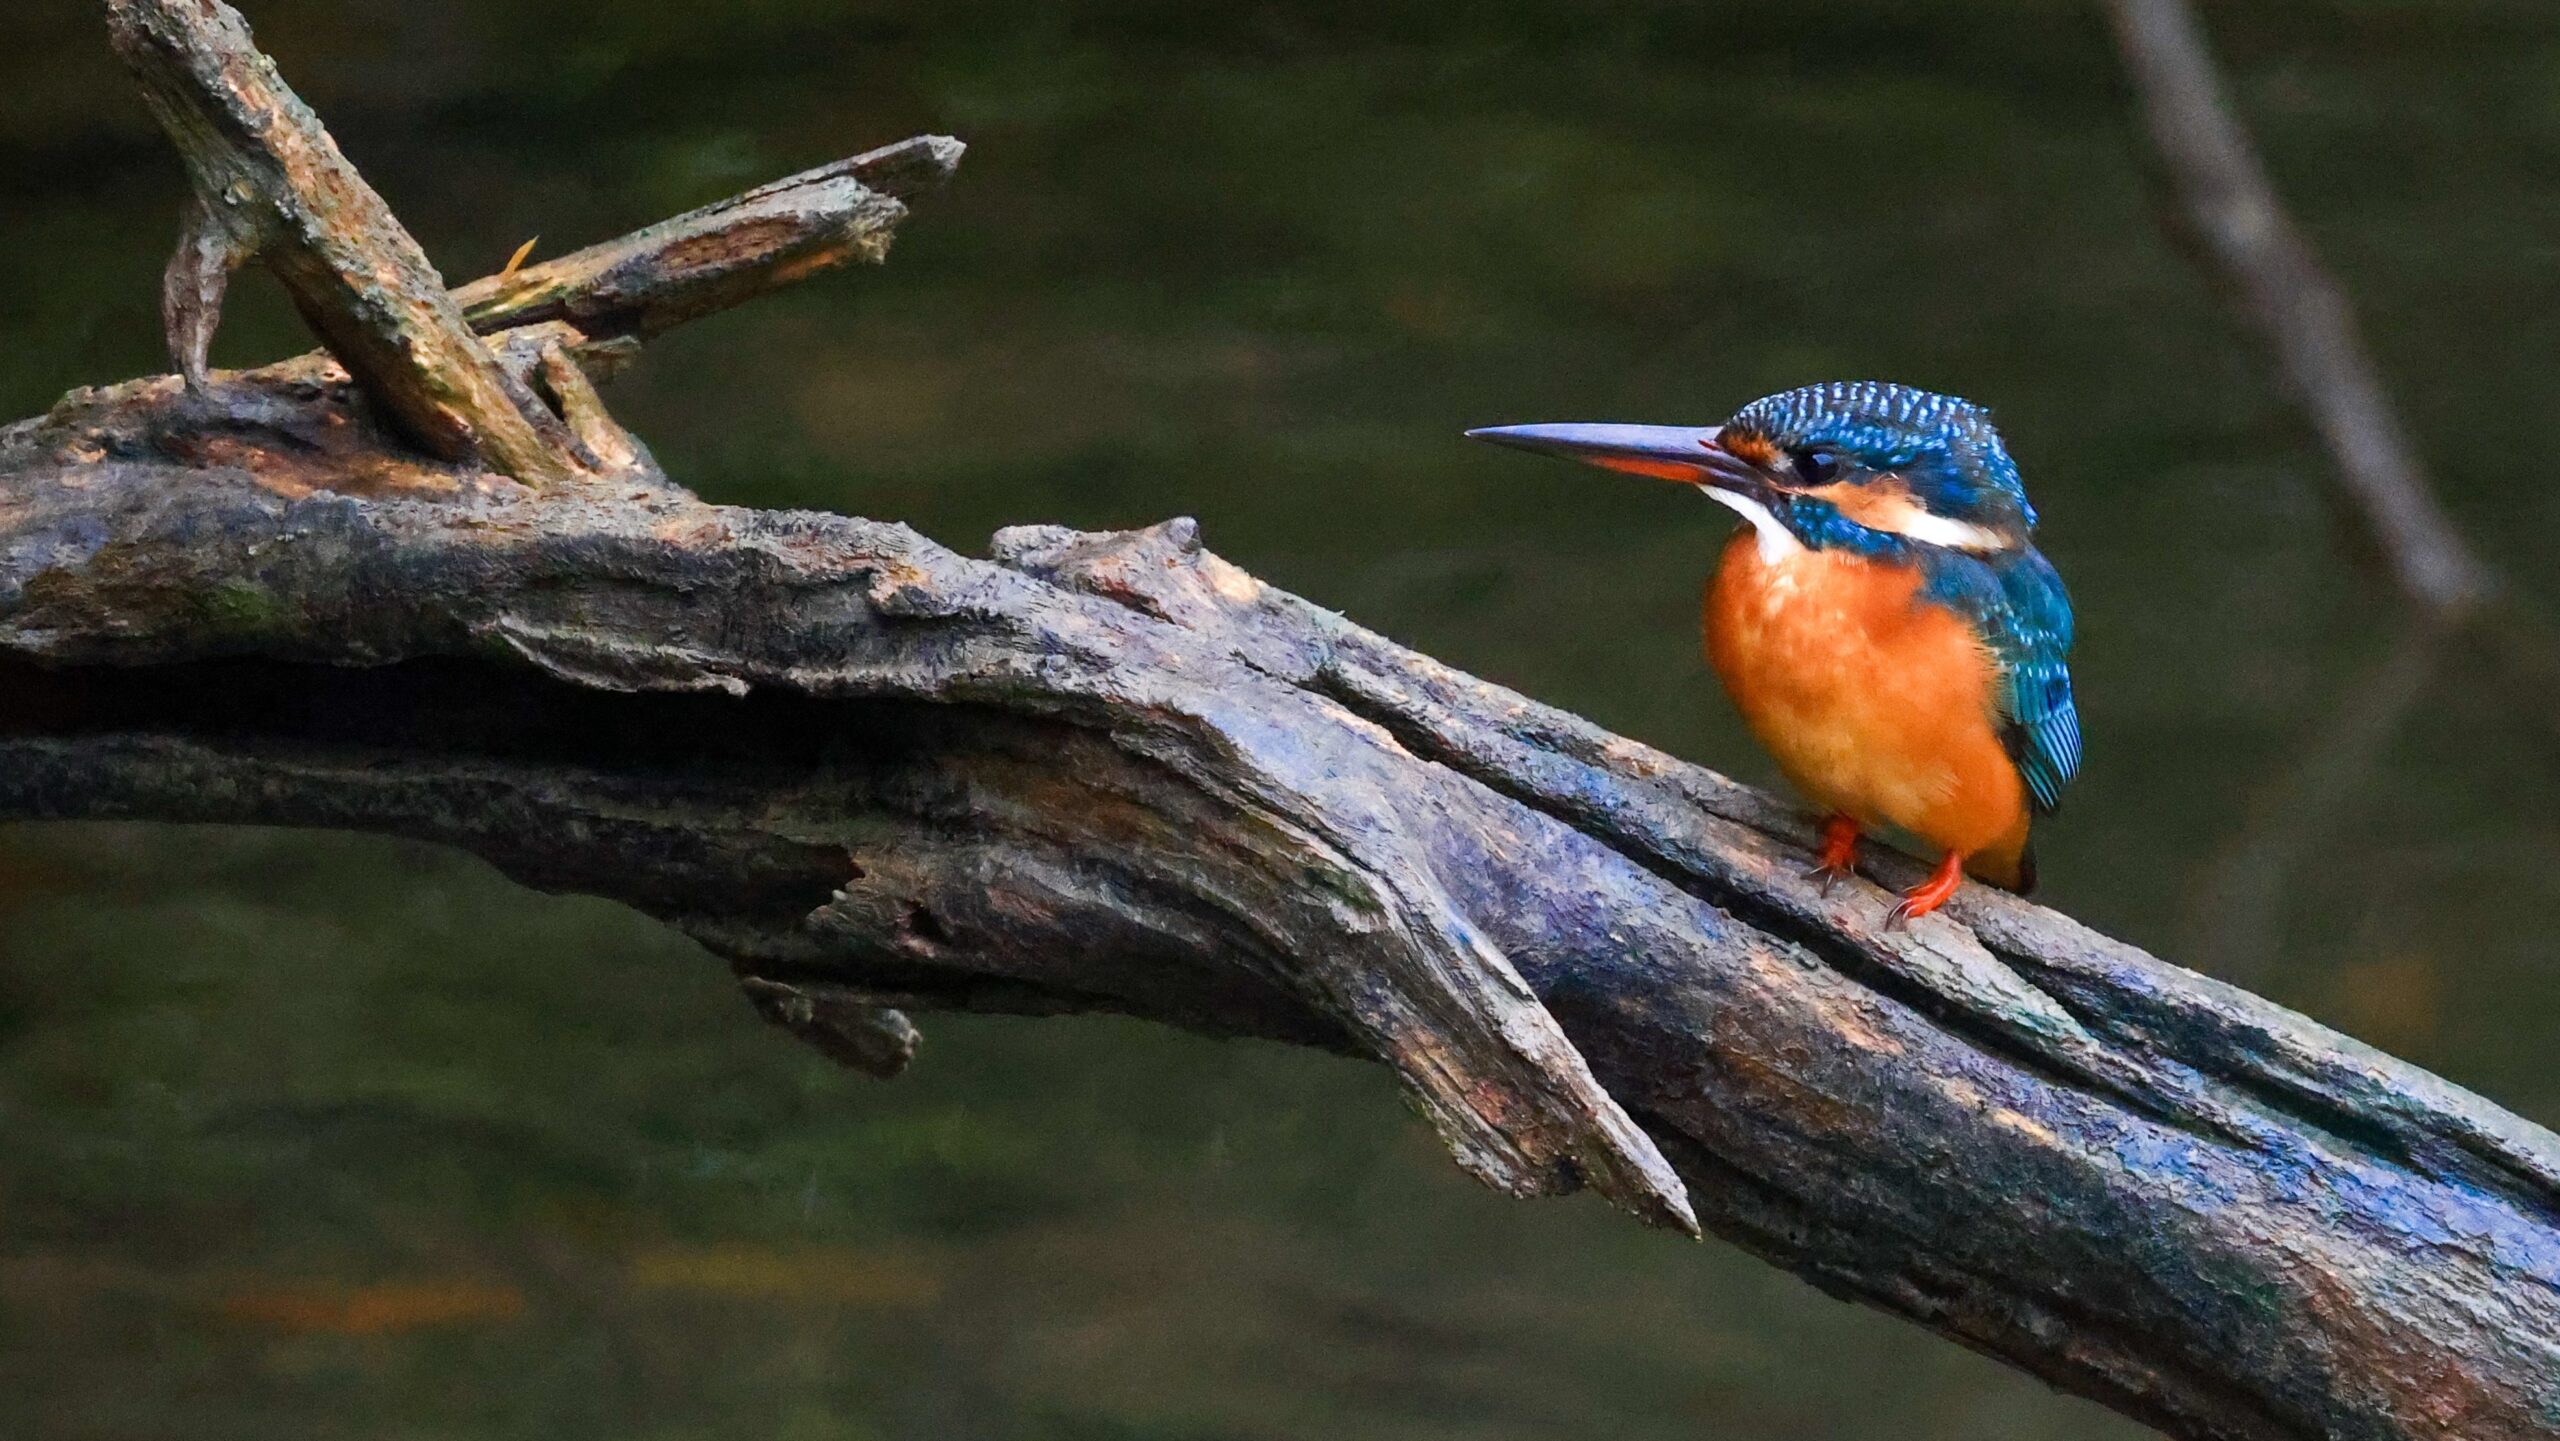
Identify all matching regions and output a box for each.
[1467,380,2079,927]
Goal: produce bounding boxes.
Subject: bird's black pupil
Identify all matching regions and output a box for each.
[1795,448,1838,483]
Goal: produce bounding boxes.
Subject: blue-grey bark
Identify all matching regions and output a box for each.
[3,430,2556,1438]
[4,3,2557,1437]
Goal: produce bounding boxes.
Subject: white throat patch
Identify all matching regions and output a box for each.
[1701,487,1807,563]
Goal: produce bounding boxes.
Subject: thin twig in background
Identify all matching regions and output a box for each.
[2105,0,2560,974]
[2100,0,2498,621]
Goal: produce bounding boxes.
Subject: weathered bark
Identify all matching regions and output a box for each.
[106,0,591,484]
[451,134,966,345]
[6,3,2560,1438]
[10,440,2560,1440]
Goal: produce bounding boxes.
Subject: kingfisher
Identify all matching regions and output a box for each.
[1468,381,2079,926]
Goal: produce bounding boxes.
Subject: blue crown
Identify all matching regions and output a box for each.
[1729,380,2036,531]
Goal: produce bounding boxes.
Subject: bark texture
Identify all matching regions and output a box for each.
[5,3,2558,1439]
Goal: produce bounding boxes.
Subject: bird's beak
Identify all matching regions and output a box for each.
[1462,422,1776,495]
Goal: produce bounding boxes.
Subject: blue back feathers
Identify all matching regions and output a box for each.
[1921,548,2081,813]
[1730,381,2081,813]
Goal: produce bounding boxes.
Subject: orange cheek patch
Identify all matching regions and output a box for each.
[1811,478,2007,550]
[1720,430,1782,468]
[1806,478,1909,530]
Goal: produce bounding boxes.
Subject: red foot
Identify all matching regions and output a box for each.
[1885,851,1966,929]
[1804,815,1860,896]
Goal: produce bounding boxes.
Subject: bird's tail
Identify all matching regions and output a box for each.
[1965,817,2037,895]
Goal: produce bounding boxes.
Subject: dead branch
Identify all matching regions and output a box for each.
[106,0,589,484]
[3,4,2558,1438]
[2100,0,2496,620]
[453,135,964,345]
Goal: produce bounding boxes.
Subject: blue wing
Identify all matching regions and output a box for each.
[1921,546,2081,814]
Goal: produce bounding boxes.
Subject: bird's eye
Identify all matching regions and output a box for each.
[1793,448,1840,484]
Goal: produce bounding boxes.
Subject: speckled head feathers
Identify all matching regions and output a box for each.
[1725,381,2036,534]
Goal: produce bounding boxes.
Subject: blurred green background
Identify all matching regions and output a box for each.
[3,1,2557,1437]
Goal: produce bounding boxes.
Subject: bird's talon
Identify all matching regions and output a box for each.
[1806,815,1860,898]
[1884,851,1966,930]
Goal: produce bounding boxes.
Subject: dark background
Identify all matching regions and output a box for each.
[2,2,2556,1437]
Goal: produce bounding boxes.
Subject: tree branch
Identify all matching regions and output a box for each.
[453,134,963,345]
[106,0,590,485]
[8,4,2560,1437]
[2100,0,2496,621]
[8,449,2560,1436]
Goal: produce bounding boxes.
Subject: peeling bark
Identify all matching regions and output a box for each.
[5,3,2559,1438]
[107,0,584,483]
[6,447,2558,1437]
[453,135,964,344]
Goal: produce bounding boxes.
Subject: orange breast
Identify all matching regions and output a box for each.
[1703,533,2030,881]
